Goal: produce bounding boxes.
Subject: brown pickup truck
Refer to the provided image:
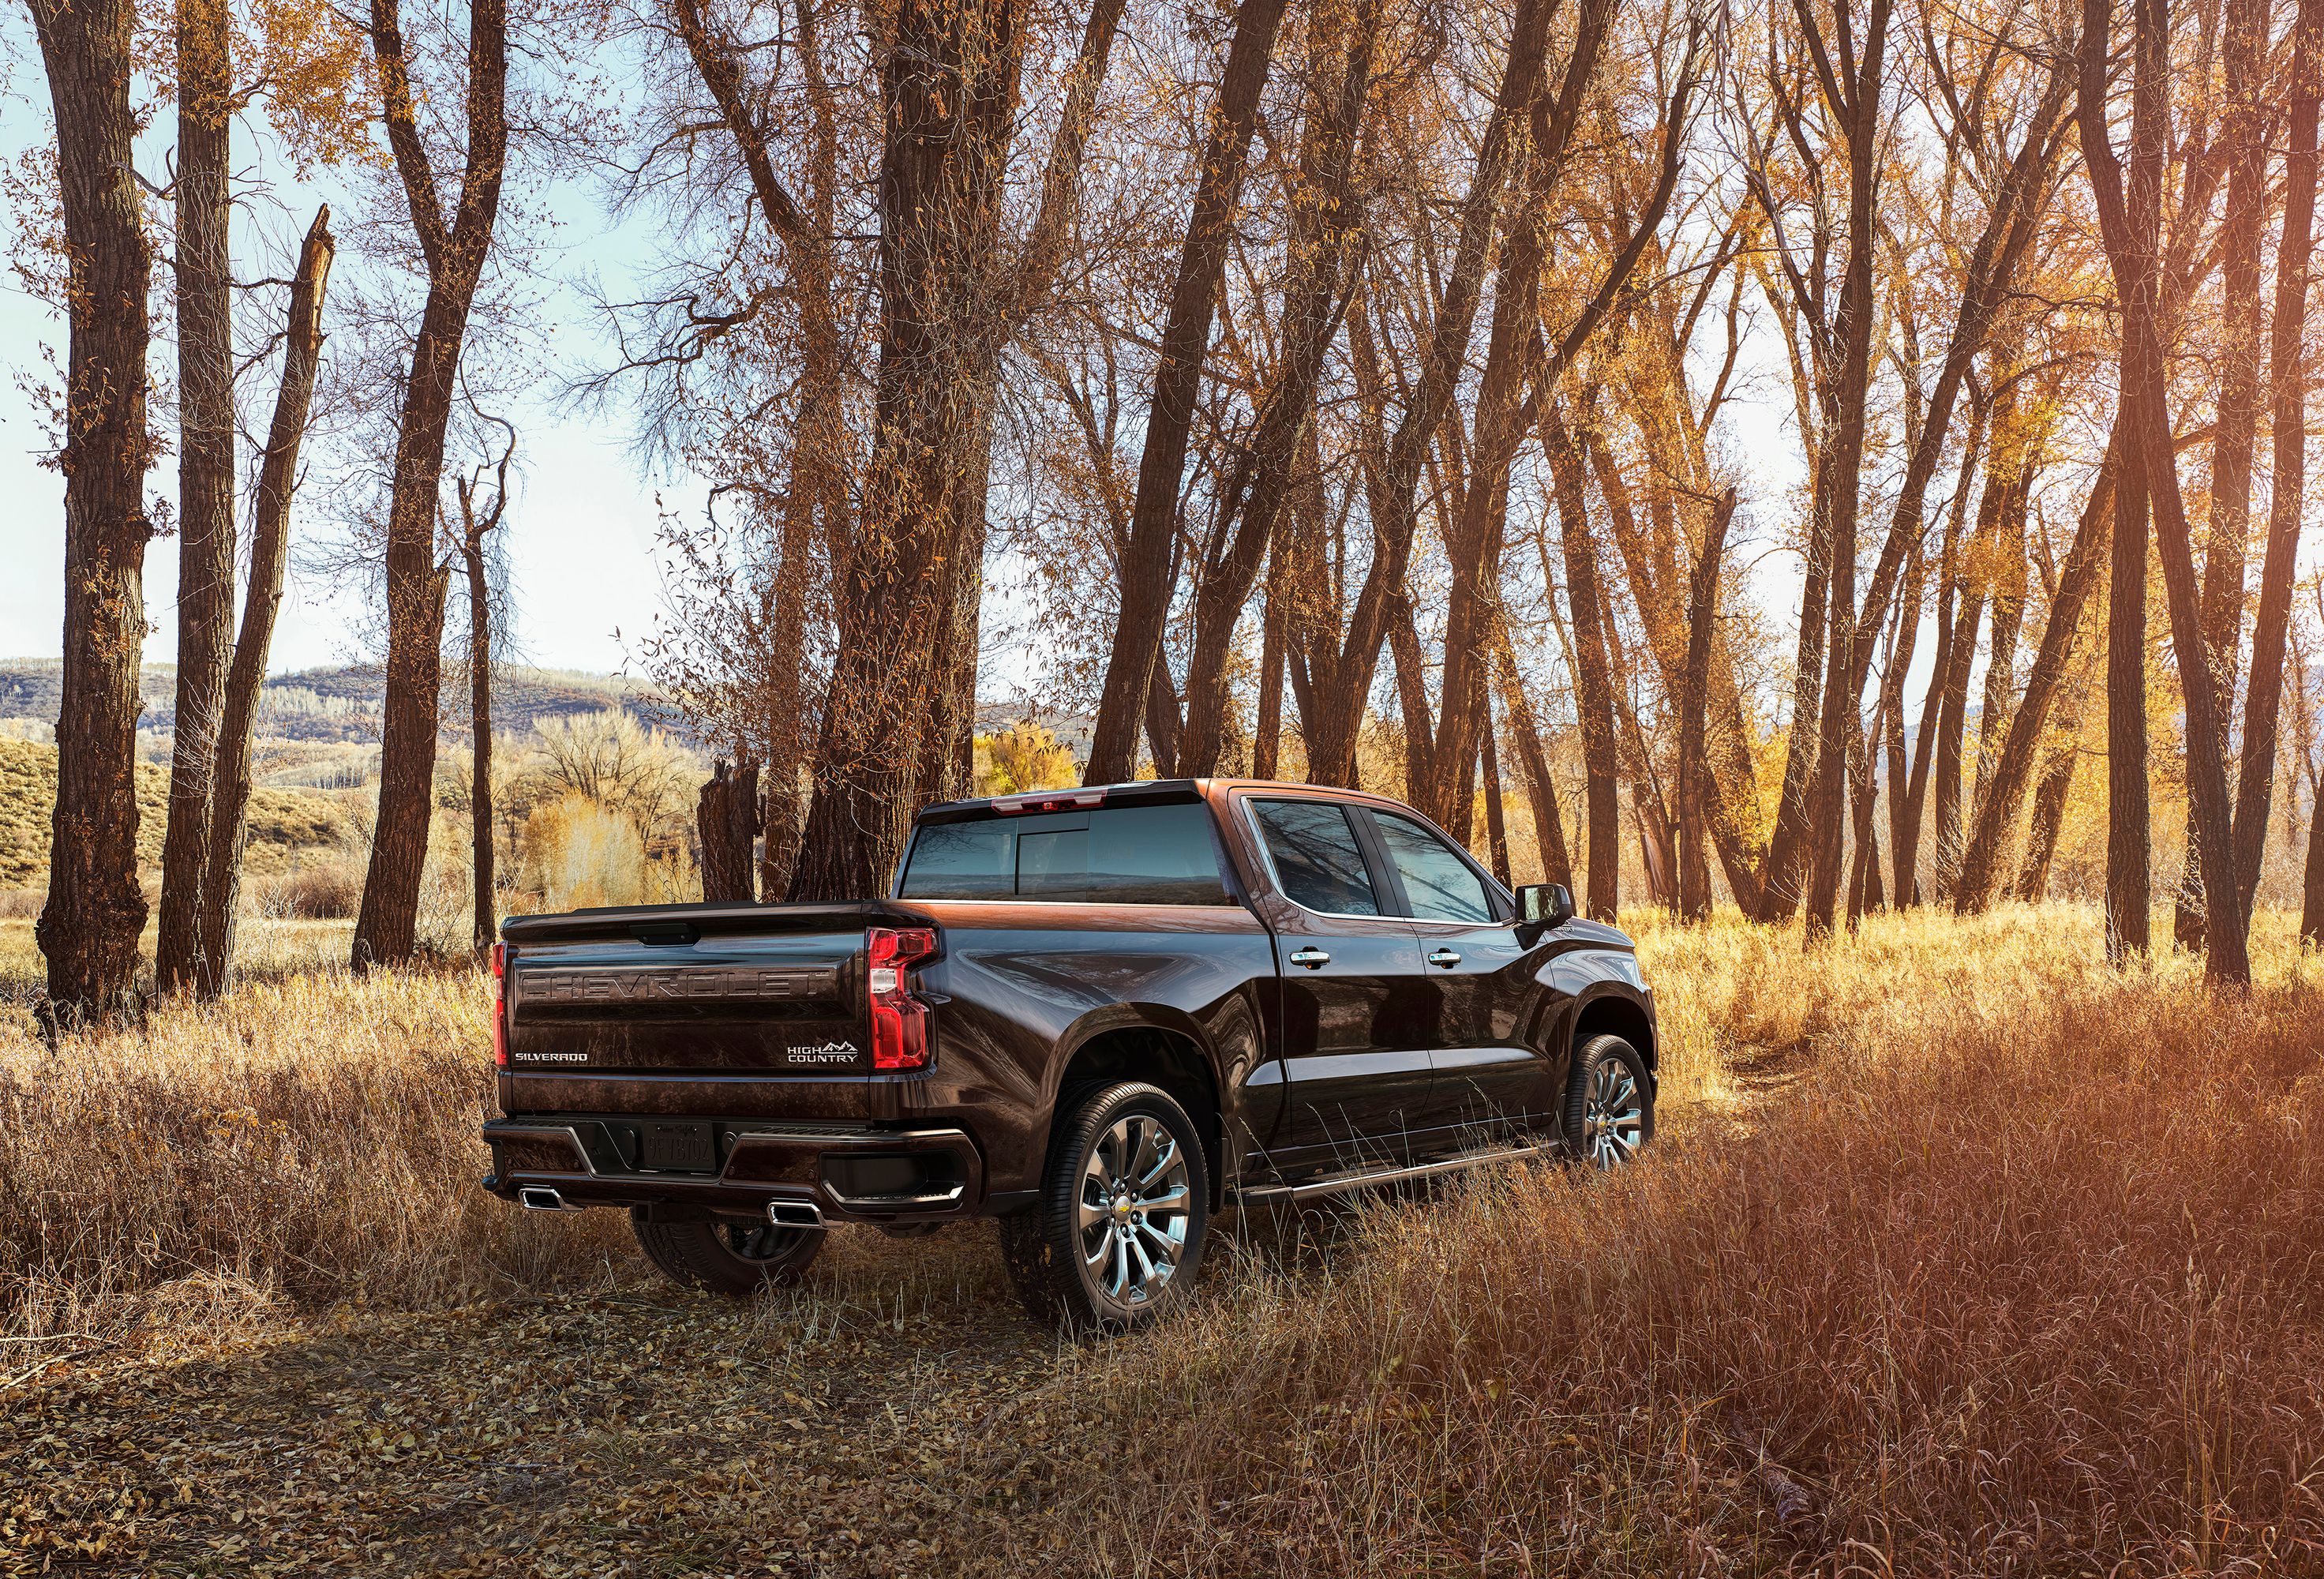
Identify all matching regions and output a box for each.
[485,778,1658,1330]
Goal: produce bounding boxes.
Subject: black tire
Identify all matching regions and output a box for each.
[1561,1033,1655,1169]
[999,1082,1210,1333]
[630,1209,824,1295]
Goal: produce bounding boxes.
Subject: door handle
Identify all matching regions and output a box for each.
[1288,946,1331,970]
[1427,947,1462,968]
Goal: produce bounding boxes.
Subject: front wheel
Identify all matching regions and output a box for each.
[999,1082,1209,1333]
[631,1209,824,1295]
[1561,1034,1654,1169]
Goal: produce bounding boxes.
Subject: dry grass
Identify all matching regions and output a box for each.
[1045,906,2324,1577]
[2,905,2320,1577]
[0,969,635,1338]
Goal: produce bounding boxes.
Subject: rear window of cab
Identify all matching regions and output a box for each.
[898,802,1232,905]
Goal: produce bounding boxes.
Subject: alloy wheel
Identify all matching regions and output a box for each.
[1074,1112,1193,1308]
[1584,1055,1647,1169]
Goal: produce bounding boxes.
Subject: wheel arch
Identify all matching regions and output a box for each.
[1569,988,1658,1075]
[1044,1015,1227,1210]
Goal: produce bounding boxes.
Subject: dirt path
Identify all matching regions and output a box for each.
[1,1227,1090,1577]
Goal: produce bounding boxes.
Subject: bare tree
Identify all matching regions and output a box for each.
[26,0,153,1020]
[456,414,515,958]
[1082,0,1293,782]
[156,0,238,994]
[2229,0,2324,917]
[197,207,336,994]
[1677,488,1737,920]
[2078,0,2250,983]
[352,0,512,966]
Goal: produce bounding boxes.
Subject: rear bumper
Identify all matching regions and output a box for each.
[482,1116,998,1225]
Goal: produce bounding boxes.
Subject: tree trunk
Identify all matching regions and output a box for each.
[1253,568,1285,780]
[28,0,153,1020]
[1082,0,1291,782]
[790,0,1033,898]
[2080,0,2249,982]
[1387,592,1438,809]
[2170,0,2268,948]
[1951,427,2120,912]
[2231,0,2324,913]
[156,0,236,995]
[1175,0,1377,778]
[1895,404,1989,903]
[1295,0,1581,788]
[1543,404,1620,919]
[1797,0,1895,943]
[197,208,334,996]
[1805,59,2066,935]
[2105,399,2153,961]
[1677,489,1735,921]
[1481,711,1511,887]
[698,761,760,902]
[1429,0,1663,826]
[464,534,495,958]
[353,0,510,966]
[1972,463,2033,820]
[2304,786,2324,945]
[1931,564,1990,898]
[1492,615,1574,893]
[1583,429,1764,914]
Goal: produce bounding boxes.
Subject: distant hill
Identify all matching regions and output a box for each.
[0,737,353,888]
[0,660,665,746]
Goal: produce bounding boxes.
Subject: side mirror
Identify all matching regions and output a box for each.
[1516,883,1574,930]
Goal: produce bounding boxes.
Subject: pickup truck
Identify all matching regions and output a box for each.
[484,778,1659,1330]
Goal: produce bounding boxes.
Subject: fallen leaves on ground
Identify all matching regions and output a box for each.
[1,1226,1089,1578]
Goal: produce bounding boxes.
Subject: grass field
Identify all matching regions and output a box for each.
[2,907,2320,1575]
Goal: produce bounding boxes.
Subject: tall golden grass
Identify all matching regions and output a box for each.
[0,970,632,1337]
[2,905,2319,1575]
[1053,907,2324,1576]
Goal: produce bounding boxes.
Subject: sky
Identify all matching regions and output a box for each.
[0,53,683,679]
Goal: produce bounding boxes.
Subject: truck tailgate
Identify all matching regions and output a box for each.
[502,902,920,1078]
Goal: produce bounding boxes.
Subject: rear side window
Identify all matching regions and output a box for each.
[898,802,1231,904]
[1250,799,1380,916]
[901,821,1016,897]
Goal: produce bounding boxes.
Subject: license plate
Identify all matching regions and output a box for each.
[641,1123,715,1172]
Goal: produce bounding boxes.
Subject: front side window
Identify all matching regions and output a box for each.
[1250,799,1380,916]
[1372,812,1494,922]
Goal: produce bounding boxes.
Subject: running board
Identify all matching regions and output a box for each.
[1231,1138,1561,1209]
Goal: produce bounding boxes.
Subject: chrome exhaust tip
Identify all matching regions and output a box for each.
[518,1187,579,1212]
[767,1198,825,1230]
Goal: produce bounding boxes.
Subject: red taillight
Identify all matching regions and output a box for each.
[867,926,937,1071]
[491,941,509,1070]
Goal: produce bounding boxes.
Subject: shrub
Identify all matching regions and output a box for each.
[519,791,650,911]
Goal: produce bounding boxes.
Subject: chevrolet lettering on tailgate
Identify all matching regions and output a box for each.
[521,965,838,1005]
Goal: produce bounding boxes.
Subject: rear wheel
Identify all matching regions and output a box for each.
[630,1209,824,1295]
[1561,1033,1653,1169]
[1000,1082,1209,1332]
